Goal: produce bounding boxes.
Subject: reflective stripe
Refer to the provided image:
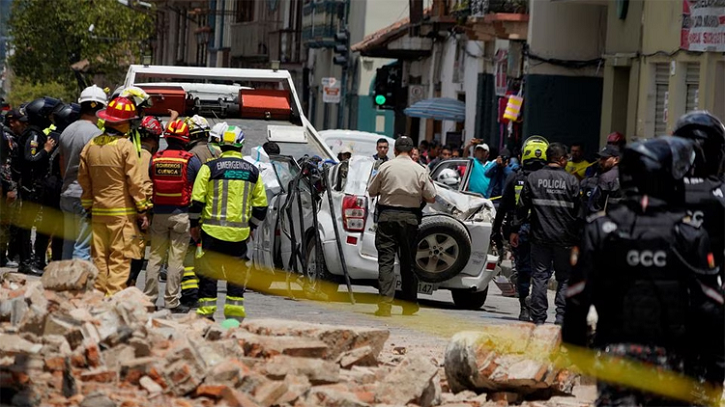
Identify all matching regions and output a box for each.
[181,281,199,290]
[226,296,244,306]
[156,192,182,197]
[250,217,262,227]
[219,179,228,219]
[152,157,189,163]
[92,207,137,215]
[240,180,250,224]
[196,297,217,316]
[212,180,220,218]
[203,219,248,228]
[531,199,575,208]
[223,302,246,318]
[189,213,200,220]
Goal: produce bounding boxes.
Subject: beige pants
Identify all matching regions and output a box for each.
[144,212,190,308]
[92,216,141,296]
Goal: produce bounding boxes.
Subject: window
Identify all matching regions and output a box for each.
[236,0,255,22]
[653,63,669,136]
[686,62,700,113]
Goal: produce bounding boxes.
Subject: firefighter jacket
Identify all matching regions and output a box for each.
[188,139,220,164]
[514,165,581,247]
[77,131,152,219]
[190,150,268,242]
[140,148,153,204]
[685,176,725,279]
[563,199,724,389]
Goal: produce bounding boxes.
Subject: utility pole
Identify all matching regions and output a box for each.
[334,0,350,129]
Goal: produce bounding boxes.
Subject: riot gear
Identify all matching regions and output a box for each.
[673,110,725,177]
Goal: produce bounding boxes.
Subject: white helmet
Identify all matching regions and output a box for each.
[437,168,460,187]
[78,85,108,107]
[209,122,228,143]
[120,86,151,108]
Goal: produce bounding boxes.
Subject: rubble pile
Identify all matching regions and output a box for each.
[444,324,578,403]
[0,261,580,407]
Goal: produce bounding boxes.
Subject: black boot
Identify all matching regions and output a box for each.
[19,260,44,276]
[518,297,531,322]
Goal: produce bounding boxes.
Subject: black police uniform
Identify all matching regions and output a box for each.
[515,165,581,324]
[17,124,52,270]
[0,125,18,265]
[684,176,725,281]
[564,200,724,406]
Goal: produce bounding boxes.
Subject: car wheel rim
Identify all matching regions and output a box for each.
[416,233,459,273]
[306,248,318,286]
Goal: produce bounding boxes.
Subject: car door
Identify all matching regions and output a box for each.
[250,155,300,272]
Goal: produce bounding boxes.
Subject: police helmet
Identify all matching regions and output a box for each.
[436,168,460,187]
[53,103,81,132]
[521,135,548,165]
[619,136,695,204]
[672,111,725,177]
[23,97,61,128]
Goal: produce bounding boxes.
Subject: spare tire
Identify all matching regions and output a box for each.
[413,215,471,283]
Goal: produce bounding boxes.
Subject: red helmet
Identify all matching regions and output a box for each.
[97,97,139,123]
[140,116,162,139]
[164,119,190,144]
[607,132,626,146]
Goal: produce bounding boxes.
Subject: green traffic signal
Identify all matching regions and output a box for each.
[375,94,387,106]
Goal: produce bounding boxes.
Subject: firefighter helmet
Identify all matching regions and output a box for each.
[120,86,152,109]
[186,115,210,141]
[97,97,139,123]
[140,116,163,139]
[220,125,244,148]
[436,168,460,187]
[164,119,190,144]
[209,122,227,143]
[607,132,626,147]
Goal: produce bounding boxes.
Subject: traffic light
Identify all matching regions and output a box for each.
[373,65,401,110]
[333,30,349,67]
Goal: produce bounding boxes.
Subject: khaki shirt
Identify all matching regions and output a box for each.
[368,155,436,208]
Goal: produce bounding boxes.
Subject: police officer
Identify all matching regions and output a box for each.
[511,142,580,325]
[491,135,549,321]
[190,126,268,321]
[563,136,724,406]
[672,111,725,280]
[367,136,437,317]
[580,145,622,217]
[18,97,61,275]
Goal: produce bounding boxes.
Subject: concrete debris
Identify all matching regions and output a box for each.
[444,324,578,397]
[0,268,579,407]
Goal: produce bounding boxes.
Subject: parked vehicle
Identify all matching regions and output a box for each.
[319,130,395,159]
[250,152,500,310]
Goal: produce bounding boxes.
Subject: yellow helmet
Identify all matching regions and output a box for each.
[521,135,549,164]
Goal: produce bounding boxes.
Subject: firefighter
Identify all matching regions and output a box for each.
[128,116,163,288]
[491,135,549,321]
[179,115,220,307]
[563,136,724,406]
[144,119,201,313]
[672,111,725,280]
[18,97,62,275]
[77,96,151,295]
[189,126,267,321]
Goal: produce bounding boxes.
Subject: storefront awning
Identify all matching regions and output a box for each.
[404,98,466,122]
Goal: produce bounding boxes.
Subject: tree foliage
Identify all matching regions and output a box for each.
[8,0,154,102]
[5,81,76,108]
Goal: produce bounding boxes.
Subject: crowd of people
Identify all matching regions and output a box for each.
[366,113,725,405]
[0,86,269,321]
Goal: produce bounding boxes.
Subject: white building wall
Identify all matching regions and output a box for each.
[464,41,485,142]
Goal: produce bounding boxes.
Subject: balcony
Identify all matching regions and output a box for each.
[230,21,282,59]
[463,0,529,41]
[269,30,302,64]
[301,0,344,48]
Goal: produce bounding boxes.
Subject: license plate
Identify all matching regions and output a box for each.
[395,279,435,294]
